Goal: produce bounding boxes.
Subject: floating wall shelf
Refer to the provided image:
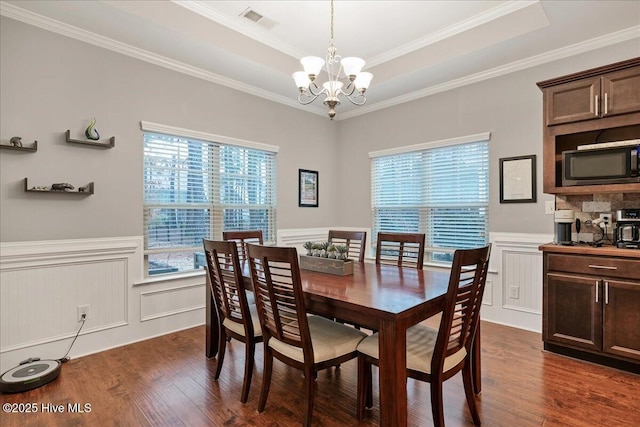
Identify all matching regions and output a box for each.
[65,130,115,148]
[0,140,38,152]
[24,178,94,195]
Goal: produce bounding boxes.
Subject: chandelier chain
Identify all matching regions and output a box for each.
[330,0,334,43]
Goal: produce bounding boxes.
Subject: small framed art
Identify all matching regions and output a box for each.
[499,155,536,203]
[299,169,318,207]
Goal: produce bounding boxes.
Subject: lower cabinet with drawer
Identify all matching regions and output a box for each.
[541,247,640,373]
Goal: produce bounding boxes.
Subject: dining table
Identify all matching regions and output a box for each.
[205,260,482,427]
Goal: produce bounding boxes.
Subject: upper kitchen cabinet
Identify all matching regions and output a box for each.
[539,58,640,127]
[537,58,640,195]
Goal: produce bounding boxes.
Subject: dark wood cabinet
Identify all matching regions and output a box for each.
[541,245,640,372]
[537,57,640,195]
[546,272,601,352]
[543,67,640,126]
[603,279,640,361]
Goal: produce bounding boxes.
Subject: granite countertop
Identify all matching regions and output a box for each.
[539,243,640,259]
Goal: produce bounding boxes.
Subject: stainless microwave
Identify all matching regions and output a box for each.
[562,145,640,186]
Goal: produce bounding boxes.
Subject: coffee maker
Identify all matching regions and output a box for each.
[614,208,640,249]
[554,210,574,245]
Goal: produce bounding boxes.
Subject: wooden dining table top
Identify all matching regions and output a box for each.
[299,262,449,324]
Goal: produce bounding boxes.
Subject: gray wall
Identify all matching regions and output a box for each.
[0,17,340,242]
[1,16,639,242]
[336,39,640,234]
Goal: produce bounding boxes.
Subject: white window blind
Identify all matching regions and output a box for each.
[371,139,489,263]
[143,132,276,276]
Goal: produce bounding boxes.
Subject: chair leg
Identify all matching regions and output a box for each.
[258,346,273,413]
[240,340,256,404]
[303,369,317,427]
[462,363,481,425]
[430,379,445,427]
[214,329,227,380]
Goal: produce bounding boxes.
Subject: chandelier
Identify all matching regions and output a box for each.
[292,0,373,120]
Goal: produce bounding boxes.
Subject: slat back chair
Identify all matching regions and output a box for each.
[375,232,426,269]
[247,244,366,427]
[357,244,492,426]
[223,230,263,262]
[202,239,262,403]
[328,230,367,263]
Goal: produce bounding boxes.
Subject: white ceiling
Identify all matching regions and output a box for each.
[2,1,639,120]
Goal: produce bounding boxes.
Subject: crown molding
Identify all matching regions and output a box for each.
[367,0,540,68]
[340,25,640,120]
[0,1,327,119]
[2,1,638,122]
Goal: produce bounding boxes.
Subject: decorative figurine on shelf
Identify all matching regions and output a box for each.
[9,136,23,147]
[84,118,100,140]
[51,183,74,191]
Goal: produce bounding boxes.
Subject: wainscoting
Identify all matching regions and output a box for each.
[0,230,550,371]
[0,237,205,371]
[482,232,553,332]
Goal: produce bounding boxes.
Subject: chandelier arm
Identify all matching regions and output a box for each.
[307,82,324,97]
[298,93,322,105]
[341,82,356,97]
[343,92,367,106]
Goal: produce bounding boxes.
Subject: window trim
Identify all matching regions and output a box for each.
[140,121,280,153]
[368,132,490,158]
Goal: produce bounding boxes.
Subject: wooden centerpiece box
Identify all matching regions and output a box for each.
[299,255,353,276]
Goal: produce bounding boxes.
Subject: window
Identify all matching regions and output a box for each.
[371,134,489,264]
[142,124,277,276]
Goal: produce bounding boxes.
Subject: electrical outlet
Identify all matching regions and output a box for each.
[77,305,90,322]
[599,213,612,225]
[509,286,520,299]
[545,201,555,215]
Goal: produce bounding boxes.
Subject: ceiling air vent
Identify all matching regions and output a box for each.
[239,7,278,30]
[241,8,263,23]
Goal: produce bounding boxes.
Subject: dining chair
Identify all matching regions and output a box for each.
[357,244,491,426]
[375,232,426,269]
[223,230,264,262]
[328,230,367,263]
[247,244,367,427]
[203,239,263,404]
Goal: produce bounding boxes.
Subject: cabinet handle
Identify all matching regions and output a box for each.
[595,94,599,116]
[604,93,608,115]
[605,281,609,305]
[595,280,599,303]
[588,264,617,270]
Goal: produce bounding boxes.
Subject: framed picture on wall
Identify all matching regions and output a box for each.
[299,169,318,207]
[499,155,536,203]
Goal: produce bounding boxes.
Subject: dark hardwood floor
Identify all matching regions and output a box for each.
[1,321,639,426]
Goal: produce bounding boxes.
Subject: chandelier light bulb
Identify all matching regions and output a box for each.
[292,71,311,90]
[341,57,365,78]
[322,80,344,95]
[300,56,325,80]
[354,72,373,91]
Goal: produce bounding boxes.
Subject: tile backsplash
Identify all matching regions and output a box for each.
[555,193,640,243]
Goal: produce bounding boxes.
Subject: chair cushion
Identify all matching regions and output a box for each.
[269,315,366,364]
[222,304,262,337]
[357,323,466,374]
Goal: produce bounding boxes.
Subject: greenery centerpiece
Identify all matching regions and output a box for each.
[299,241,353,275]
